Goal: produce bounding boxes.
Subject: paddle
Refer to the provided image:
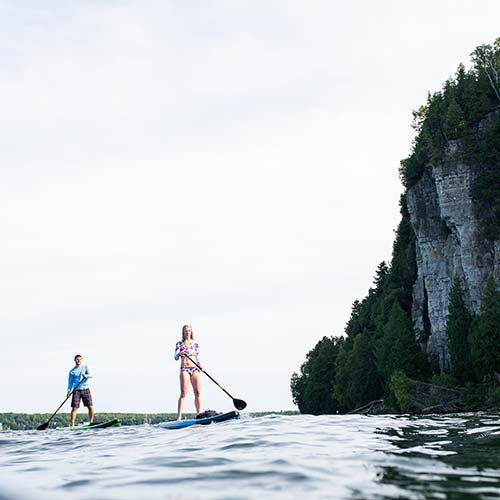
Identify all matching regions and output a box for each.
[182,353,247,411]
[36,375,88,431]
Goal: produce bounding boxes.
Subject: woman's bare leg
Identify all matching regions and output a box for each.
[177,371,190,420]
[191,371,202,415]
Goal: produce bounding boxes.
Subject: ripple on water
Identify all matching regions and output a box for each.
[0,413,499,499]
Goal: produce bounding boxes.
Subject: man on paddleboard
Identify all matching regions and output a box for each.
[67,354,94,427]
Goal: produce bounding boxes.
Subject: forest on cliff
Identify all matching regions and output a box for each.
[291,38,500,414]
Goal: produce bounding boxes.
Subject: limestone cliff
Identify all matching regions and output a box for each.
[406,113,500,370]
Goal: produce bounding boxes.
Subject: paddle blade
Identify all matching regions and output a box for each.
[36,422,49,431]
[233,398,247,411]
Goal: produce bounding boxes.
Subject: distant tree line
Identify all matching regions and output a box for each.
[291,38,500,414]
[0,413,179,431]
[0,411,299,431]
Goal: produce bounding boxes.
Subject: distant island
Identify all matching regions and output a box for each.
[0,411,299,431]
[291,37,500,415]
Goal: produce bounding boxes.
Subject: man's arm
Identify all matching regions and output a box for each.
[67,372,74,396]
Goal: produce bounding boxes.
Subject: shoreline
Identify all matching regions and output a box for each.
[0,411,300,431]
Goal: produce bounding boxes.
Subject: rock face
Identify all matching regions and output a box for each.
[406,125,500,370]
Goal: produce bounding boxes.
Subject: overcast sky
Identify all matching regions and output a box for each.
[1,1,499,414]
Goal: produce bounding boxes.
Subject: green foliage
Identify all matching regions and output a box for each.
[334,329,385,412]
[462,376,500,410]
[430,373,459,389]
[373,261,389,289]
[348,332,382,408]
[443,97,466,139]
[289,372,306,411]
[446,277,474,383]
[376,303,429,387]
[390,371,417,412]
[400,38,500,191]
[470,276,500,380]
[291,195,499,414]
[472,156,500,240]
[461,382,484,409]
[332,346,353,411]
[470,39,500,103]
[386,195,417,316]
[331,198,420,413]
[485,383,500,408]
[290,336,344,414]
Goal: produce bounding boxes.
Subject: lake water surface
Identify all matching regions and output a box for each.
[1,413,499,499]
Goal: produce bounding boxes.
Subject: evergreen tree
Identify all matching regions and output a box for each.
[349,331,382,407]
[290,336,344,414]
[376,303,428,388]
[470,276,500,380]
[443,97,466,139]
[333,346,353,411]
[373,261,389,289]
[344,299,362,338]
[290,372,306,413]
[446,277,474,383]
[385,195,417,316]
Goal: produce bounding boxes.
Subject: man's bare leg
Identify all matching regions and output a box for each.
[71,408,77,428]
[88,406,95,424]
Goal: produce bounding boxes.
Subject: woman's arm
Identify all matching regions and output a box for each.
[174,341,183,360]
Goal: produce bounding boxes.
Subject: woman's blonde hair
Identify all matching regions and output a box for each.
[182,324,194,346]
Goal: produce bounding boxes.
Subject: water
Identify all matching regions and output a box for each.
[1,413,499,499]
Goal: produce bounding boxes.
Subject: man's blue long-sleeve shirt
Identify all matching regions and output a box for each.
[67,365,92,393]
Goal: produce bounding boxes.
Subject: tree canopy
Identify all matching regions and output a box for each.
[471,276,500,381]
[446,277,474,384]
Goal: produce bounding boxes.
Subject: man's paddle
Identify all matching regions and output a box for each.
[36,376,88,431]
[182,353,247,410]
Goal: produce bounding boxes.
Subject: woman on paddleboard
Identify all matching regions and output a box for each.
[175,324,203,420]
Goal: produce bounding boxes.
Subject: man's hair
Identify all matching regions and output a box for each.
[74,354,83,361]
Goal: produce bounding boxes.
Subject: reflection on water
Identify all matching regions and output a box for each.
[0,413,499,499]
[376,414,500,499]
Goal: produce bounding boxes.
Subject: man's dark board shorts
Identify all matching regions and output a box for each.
[71,388,93,408]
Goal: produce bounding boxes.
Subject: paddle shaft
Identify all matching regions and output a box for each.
[38,375,88,430]
[182,353,236,401]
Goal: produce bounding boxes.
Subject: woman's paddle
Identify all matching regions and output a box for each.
[183,353,247,410]
[36,376,88,430]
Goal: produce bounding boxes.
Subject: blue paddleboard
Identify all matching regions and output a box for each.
[158,411,240,429]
